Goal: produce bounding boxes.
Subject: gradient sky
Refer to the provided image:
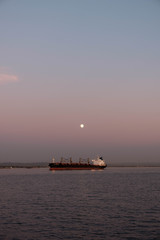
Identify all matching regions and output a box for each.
[0,0,160,164]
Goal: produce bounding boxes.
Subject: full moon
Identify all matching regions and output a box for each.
[80,124,84,128]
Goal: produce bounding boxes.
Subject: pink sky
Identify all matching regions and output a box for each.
[0,1,160,164]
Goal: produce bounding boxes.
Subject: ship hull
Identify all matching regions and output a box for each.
[49,163,107,171]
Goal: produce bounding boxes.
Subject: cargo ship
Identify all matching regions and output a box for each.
[49,156,107,170]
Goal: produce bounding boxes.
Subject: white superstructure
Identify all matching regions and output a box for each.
[92,156,106,166]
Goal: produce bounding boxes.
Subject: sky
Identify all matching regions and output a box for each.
[0,0,160,164]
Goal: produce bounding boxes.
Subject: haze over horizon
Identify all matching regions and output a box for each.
[0,0,160,165]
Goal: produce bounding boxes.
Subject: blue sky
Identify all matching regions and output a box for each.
[0,0,160,164]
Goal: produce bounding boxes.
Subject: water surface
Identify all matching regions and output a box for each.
[0,167,160,239]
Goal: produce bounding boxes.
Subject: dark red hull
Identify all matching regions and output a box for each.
[49,163,107,171]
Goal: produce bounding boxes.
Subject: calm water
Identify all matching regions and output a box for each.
[0,167,160,240]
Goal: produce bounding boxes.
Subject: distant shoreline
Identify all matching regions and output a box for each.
[0,162,49,169]
[0,165,160,169]
[0,161,160,169]
[0,166,48,169]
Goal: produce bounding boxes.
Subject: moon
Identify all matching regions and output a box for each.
[80,124,84,128]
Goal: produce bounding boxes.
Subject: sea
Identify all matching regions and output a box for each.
[0,167,160,240]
